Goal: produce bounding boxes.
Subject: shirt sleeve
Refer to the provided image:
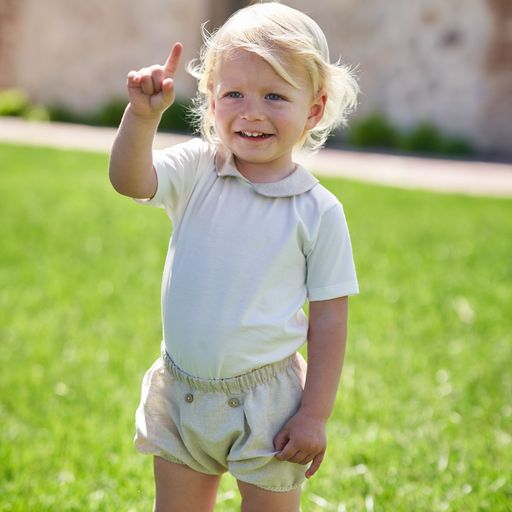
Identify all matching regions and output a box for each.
[306,203,359,301]
[134,138,210,223]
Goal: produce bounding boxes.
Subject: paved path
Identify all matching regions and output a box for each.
[1,117,511,198]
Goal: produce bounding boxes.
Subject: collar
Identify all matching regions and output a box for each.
[214,147,318,198]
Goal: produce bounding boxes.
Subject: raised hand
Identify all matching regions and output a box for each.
[127,42,183,119]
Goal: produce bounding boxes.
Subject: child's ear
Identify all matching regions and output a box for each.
[306,90,327,130]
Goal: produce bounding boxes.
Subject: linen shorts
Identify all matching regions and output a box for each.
[134,345,308,492]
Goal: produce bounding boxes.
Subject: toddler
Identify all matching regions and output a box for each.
[109,3,359,511]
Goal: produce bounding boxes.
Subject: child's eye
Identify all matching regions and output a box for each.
[225,91,242,98]
[265,93,283,101]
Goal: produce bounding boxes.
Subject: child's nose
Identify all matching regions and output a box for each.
[240,98,265,121]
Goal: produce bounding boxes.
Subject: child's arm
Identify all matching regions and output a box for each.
[274,296,348,478]
[109,43,182,198]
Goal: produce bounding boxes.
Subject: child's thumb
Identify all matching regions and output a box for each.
[161,78,175,106]
[273,428,289,452]
[150,78,175,113]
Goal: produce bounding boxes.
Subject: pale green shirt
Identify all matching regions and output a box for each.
[137,138,359,379]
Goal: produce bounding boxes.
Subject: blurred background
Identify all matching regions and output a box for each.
[1,2,511,510]
[0,0,511,160]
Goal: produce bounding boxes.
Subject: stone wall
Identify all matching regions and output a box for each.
[483,0,512,154]
[4,0,210,110]
[1,0,510,155]
[287,0,498,151]
[0,0,21,88]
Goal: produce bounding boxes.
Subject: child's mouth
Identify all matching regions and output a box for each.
[237,131,272,139]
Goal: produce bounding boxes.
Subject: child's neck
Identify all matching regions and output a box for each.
[234,156,297,184]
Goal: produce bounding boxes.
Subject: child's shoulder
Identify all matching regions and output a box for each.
[155,137,218,177]
[301,178,343,214]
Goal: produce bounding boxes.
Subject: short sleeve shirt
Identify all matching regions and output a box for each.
[136,138,359,378]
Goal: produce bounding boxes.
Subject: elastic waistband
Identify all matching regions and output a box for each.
[161,347,296,394]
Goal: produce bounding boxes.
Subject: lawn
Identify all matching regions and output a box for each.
[0,143,511,511]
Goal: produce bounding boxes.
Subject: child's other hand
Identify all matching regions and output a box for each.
[126,42,183,119]
[273,409,327,478]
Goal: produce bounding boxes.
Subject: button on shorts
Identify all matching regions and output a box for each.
[134,346,308,492]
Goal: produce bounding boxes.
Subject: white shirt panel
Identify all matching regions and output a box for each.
[136,139,359,378]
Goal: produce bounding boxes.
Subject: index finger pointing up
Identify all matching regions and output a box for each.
[163,42,183,78]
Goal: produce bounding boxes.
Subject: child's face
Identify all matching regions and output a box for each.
[210,50,326,181]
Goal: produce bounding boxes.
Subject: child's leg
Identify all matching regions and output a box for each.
[237,480,301,512]
[153,456,221,512]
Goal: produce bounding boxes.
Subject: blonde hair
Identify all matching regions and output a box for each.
[187,2,359,152]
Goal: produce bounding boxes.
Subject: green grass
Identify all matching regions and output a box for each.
[1,143,511,511]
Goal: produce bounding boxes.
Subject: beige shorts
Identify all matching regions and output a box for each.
[134,346,308,492]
